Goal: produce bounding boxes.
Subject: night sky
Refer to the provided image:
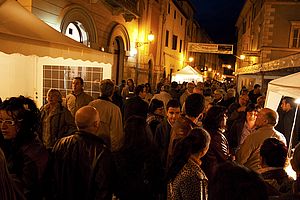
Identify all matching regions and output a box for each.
[190,0,245,44]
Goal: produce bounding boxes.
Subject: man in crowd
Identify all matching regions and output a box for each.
[66,77,93,116]
[89,79,123,152]
[151,84,172,111]
[154,99,181,167]
[179,82,195,106]
[276,96,300,147]
[50,106,113,200]
[236,108,286,172]
[123,84,149,121]
[248,84,262,104]
[167,93,205,167]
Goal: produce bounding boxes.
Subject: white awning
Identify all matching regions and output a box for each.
[0,0,113,64]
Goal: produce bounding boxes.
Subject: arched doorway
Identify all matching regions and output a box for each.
[113,37,125,84]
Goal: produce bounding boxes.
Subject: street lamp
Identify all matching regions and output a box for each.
[135,32,155,48]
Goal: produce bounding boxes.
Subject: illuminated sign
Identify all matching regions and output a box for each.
[187,43,233,54]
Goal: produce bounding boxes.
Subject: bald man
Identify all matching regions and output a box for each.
[236,108,286,172]
[50,106,113,200]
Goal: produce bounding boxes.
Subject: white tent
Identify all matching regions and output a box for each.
[265,72,300,110]
[0,0,113,107]
[172,65,203,83]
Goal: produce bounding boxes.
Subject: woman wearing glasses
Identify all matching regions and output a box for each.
[0,96,48,200]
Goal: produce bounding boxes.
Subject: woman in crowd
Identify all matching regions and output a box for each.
[201,105,232,180]
[167,127,211,200]
[121,78,135,100]
[144,83,154,104]
[227,103,259,154]
[0,96,48,200]
[0,147,25,200]
[113,115,163,200]
[39,89,76,149]
[146,99,165,136]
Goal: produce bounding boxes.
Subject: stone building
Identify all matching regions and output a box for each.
[236,0,300,92]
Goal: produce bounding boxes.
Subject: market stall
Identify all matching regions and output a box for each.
[171,65,203,83]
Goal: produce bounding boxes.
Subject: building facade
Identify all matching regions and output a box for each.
[236,0,300,92]
[15,0,219,93]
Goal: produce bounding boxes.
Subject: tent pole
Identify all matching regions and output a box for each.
[288,104,299,158]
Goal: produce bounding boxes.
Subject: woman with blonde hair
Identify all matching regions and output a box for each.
[39,89,76,149]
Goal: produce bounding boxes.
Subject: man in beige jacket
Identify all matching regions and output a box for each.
[89,79,124,152]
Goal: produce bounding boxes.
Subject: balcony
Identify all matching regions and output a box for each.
[103,0,139,22]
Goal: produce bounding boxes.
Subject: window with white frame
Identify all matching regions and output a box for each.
[290,22,300,48]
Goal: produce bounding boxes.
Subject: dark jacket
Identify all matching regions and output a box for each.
[49,131,113,200]
[202,128,231,180]
[113,145,163,200]
[275,108,300,147]
[154,118,172,168]
[4,134,48,200]
[167,115,198,168]
[227,113,246,153]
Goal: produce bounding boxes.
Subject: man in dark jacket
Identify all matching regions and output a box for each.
[49,106,113,200]
[276,96,300,147]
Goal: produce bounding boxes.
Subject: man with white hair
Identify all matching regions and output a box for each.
[50,106,113,200]
[236,108,286,172]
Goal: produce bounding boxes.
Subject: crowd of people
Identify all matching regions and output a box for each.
[1,77,300,200]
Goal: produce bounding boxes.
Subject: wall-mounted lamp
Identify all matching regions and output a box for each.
[235,55,245,60]
[135,32,155,48]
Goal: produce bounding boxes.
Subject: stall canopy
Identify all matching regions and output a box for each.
[0,0,112,64]
[172,65,203,83]
[265,72,300,110]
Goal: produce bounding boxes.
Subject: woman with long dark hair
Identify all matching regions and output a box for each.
[167,127,211,200]
[0,96,48,199]
[202,105,232,180]
[113,115,163,200]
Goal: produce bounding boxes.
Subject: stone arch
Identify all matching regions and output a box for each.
[108,24,130,53]
[58,4,98,49]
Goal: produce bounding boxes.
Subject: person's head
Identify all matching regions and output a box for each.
[203,105,227,131]
[186,82,195,93]
[75,106,100,134]
[291,143,300,174]
[203,87,212,97]
[46,88,62,105]
[254,84,261,94]
[100,79,115,98]
[209,161,268,200]
[245,103,259,122]
[135,84,147,99]
[0,96,40,141]
[260,138,288,168]
[72,77,84,93]
[145,83,152,93]
[171,81,178,89]
[255,108,278,128]
[213,89,223,100]
[281,96,295,112]
[193,87,202,94]
[257,96,266,108]
[122,115,151,151]
[185,93,205,119]
[166,99,181,125]
[240,87,248,95]
[149,99,164,116]
[239,94,249,106]
[227,88,236,98]
[121,79,126,86]
[167,127,210,181]
[127,78,134,87]
[161,84,170,93]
